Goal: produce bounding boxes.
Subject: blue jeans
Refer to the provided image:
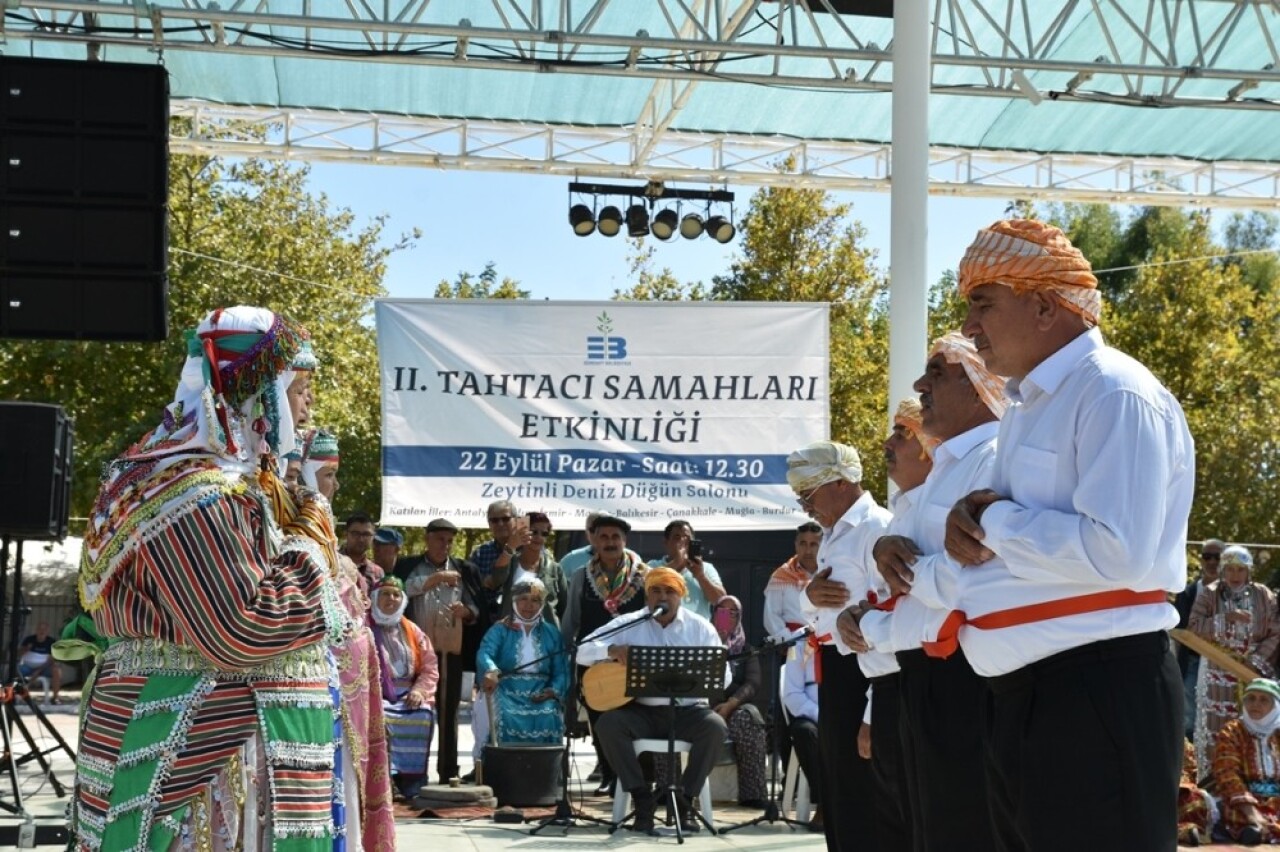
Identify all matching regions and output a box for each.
[1182,656,1200,738]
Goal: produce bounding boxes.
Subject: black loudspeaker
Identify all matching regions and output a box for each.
[0,56,170,341]
[0,402,74,540]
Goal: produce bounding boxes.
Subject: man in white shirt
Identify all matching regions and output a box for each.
[788,441,892,852]
[781,643,822,829]
[763,522,824,638]
[943,219,1194,851]
[578,566,730,835]
[848,334,1005,852]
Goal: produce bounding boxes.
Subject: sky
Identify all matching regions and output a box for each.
[305,162,1011,302]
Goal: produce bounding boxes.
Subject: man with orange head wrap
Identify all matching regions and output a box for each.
[938,220,1194,851]
[577,564,730,835]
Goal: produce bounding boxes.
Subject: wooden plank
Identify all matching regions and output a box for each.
[1170,628,1262,682]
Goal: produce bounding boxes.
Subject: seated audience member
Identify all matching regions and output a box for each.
[19,622,60,703]
[1179,739,1212,847]
[782,640,823,831]
[370,577,440,799]
[577,567,729,834]
[476,578,570,752]
[499,512,568,628]
[1213,678,1280,846]
[707,596,768,808]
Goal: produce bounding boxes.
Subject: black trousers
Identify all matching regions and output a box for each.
[818,646,878,852]
[595,703,727,798]
[896,649,994,852]
[788,715,823,802]
[433,650,463,782]
[869,673,912,852]
[982,631,1183,852]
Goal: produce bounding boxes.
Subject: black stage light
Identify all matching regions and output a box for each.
[705,215,736,244]
[626,204,650,237]
[679,212,704,240]
[568,203,596,236]
[598,205,623,237]
[651,209,679,241]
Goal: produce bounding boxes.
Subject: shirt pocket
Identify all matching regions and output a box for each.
[1011,445,1059,509]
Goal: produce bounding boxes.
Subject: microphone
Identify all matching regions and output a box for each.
[647,602,671,619]
[763,624,814,647]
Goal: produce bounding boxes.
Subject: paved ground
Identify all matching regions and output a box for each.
[0,693,1245,849]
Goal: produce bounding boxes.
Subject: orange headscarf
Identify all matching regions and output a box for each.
[892,397,941,459]
[957,219,1101,327]
[645,566,688,597]
[929,332,1008,419]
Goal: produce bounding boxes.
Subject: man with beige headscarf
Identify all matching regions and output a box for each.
[789,441,892,851]
[941,220,1194,851]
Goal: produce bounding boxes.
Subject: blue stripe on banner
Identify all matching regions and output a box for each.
[383,446,790,484]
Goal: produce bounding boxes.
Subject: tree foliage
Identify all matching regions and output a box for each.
[0,148,400,526]
[435,261,529,299]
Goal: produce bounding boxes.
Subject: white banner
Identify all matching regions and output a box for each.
[376,300,829,530]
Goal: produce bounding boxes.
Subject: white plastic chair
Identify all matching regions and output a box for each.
[780,744,812,822]
[612,738,715,832]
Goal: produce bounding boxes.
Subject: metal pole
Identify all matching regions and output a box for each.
[888,1,932,452]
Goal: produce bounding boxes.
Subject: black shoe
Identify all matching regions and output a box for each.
[460,770,476,783]
[676,793,701,833]
[630,789,657,834]
[1240,825,1264,846]
[593,777,615,797]
[586,763,603,782]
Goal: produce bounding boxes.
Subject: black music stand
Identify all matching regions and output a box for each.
[616,645,726,844]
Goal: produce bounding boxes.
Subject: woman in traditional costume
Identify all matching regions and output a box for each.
[295,426,397,848]
[477,577,570,749]
[1212,678,1280,845]
[73,306,354,852]
[499,512,568,628]
[1191,546,1280,769]
[369,576,439,799]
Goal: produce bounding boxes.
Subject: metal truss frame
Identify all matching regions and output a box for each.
[171,101,1280,208]
[9,0,1280,204]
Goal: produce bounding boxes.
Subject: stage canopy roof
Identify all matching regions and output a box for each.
[5,0,1280,205]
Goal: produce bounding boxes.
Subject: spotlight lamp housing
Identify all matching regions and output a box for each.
[597,205,623,237]
[679,212,705,240]
[625,204,650,238]
[651,209,679,241]
[705,215,736,244]
[568,203,596,237]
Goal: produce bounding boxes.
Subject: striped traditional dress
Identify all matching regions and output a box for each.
[74,460,351,852]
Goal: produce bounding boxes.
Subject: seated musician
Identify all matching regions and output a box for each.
[576,567,730,835]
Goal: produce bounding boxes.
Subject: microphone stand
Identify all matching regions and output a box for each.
[527,609,662,836]
[717,628,813,835]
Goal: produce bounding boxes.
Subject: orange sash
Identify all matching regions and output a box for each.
[873,589,1169,659]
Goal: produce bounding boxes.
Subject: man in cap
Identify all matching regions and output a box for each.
[844,332,1005,852]
[942,220,1194,850]
[562,513,650,796]
[788,440,892,852]
[373,526,404,577]
[578,566,730,834]
[395,518,482,784]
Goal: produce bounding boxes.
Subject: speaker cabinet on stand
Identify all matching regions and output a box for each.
[0,401,77,826]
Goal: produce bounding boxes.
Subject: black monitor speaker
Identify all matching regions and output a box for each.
[0,56,170,341]
[0,402,74,540]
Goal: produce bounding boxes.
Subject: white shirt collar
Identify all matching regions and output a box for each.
[934,420,1000,466]
[1005,326,1103,403]
[833,490,876,532]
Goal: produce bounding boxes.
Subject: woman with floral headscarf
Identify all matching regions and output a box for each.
[74,306,354,852]
[1213,678,1280,845]
[1191,545,1280,769]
